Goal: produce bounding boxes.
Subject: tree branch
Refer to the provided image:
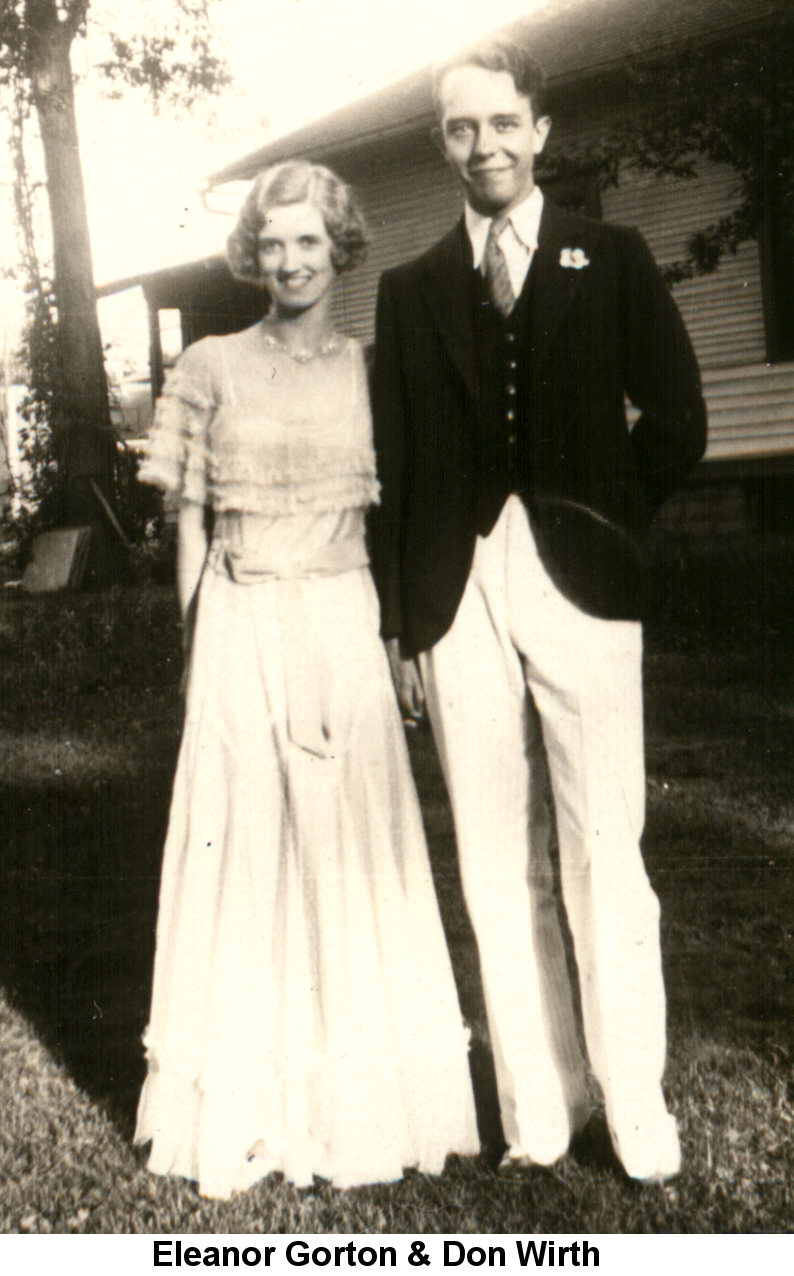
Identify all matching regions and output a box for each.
[61,0,90,43]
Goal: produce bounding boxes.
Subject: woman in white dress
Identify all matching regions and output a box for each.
[134,162,479,1200]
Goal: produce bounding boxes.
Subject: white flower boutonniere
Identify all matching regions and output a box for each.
[560,247,590,269]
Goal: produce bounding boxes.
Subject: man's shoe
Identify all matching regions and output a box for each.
[609,1106,681,1185]
[497,1150,538,1178]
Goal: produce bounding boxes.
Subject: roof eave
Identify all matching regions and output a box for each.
[207,0,778,189]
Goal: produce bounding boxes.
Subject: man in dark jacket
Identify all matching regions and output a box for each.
[370,35,706,1183]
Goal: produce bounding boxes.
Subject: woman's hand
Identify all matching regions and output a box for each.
[385,637,426,722]
[176,504,208,671]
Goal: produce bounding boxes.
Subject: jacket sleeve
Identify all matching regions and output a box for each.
[622,227,708,515]
[368,271,408,641]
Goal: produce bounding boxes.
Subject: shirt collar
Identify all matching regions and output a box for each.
[465,186,544,269]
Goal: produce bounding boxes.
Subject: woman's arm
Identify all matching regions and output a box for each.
[369,272,407,642]
[177,501,208,625]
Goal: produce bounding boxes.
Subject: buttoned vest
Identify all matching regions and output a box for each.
[472,263,537,537]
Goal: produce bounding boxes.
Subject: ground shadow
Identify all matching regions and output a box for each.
[2,614,793,1151]
[0,719,507,1153]
[0,772,171,1135]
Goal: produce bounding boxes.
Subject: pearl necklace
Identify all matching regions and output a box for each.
[261,326,342,363]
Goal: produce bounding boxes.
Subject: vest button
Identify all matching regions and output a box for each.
[507,359,518,370]
[505,331,516,343]
[508,434,517,445]
[506,383,517,396]
[506,409,516,422]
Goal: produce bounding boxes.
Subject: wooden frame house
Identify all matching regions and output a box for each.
[102,0,794,540]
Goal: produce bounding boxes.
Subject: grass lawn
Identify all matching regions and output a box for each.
[0,545,793,1234]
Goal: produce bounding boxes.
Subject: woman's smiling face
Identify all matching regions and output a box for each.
[257,201,335,315]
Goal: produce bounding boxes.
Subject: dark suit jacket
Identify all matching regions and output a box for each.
[369,198,708,657]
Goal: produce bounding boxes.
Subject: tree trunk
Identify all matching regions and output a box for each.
[25,0,120,548]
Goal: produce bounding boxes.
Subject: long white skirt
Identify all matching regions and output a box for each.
[135,562,479,1198]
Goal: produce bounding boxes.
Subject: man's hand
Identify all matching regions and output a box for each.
[385,637,426,722]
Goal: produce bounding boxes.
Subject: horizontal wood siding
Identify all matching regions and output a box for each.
[603,164,794,462]
[330,144,792,463]
[702,363,794,461]
[330,138,460,343]
[335,151,768,369]
[600,163,767,371]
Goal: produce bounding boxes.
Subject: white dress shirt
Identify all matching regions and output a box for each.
[465,186,544,298]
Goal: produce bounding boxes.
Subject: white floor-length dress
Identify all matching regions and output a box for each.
[134,325,479,1199]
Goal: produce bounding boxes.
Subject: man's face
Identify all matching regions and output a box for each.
[436,65,551,216]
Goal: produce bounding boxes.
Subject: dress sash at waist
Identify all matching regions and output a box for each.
[205,510,367,584]
[208,521,369,583]
[205,513,371,758]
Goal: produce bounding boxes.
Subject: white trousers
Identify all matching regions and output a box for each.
[419,496,672,1169]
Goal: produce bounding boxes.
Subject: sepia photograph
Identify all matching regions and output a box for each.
[0,0,792,1243]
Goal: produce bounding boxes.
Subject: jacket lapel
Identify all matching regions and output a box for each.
[531,200,604,362]
[417,220,478,401]
[415,203,604,390]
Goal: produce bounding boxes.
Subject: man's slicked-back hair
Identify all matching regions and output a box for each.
[432,36,547,122]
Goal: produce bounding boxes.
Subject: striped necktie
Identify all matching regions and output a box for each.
[483,216,515,316]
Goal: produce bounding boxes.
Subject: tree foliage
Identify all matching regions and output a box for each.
[542,4,794,288]
[619,7,793,284]
[0,0,231,103]
[4,42,61,522]
[0,0,231,539]
[94,0,231,110]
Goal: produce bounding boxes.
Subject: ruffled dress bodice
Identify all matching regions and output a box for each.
[138,323,380,521]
